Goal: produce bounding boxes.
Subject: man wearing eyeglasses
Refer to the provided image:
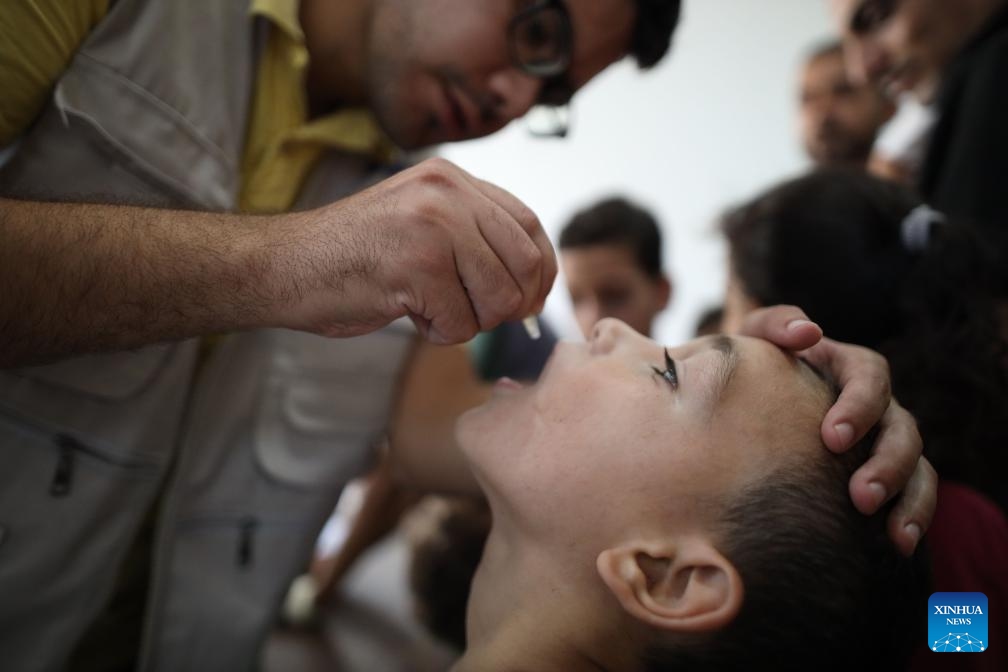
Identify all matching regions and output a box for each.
[0,1,935,669]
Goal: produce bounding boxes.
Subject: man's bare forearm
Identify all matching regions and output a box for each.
[0,197,295,367]
[0,158,563,366]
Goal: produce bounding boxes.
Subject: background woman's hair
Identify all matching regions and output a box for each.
[722,167,1008,507]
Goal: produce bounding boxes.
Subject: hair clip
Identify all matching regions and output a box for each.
[901,204,945,253]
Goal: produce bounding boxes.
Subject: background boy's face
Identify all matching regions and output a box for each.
[457,319,832,555]
[798,50,892,165]
[562,245,670,338]
[363,0,636,148]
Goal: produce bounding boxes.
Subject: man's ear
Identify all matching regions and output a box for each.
[596,537,742,633]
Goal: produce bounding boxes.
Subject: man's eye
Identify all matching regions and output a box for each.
[852,0,895,33]
[522,17,552,49]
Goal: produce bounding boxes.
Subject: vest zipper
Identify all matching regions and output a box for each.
[0,405,158,498]
[237,516,258,568]
[50,434,79,497]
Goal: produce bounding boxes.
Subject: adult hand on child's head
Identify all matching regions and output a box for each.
[738,305,937,558]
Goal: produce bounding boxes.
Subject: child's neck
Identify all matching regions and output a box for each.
[458,527,629,672]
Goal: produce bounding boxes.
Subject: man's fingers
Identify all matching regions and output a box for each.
[417,272,480,345]
[736,304,930,556]
[848,399,922,515]
[739,305,891,452]
[383,158,555,341]
[801,338,892,452]
[737,304,823,351]
[468,176,557,310]
[886,457,937,557]
[472,199,545,320]
[450,226,527,333]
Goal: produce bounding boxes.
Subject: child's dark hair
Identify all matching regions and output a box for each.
[722,167,1008,508]
[643,428,927,672]
[559,197,664,279]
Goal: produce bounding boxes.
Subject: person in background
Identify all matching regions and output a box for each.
[867,93,937,185]
[559,196,672,339]
[831,0,1008,264]
[797,38,894,167]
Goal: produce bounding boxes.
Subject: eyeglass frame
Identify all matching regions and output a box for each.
[507,0,576,136]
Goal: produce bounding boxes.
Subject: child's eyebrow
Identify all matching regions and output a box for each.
[799,356,826,382]
[796,355,839,400]
[709,335,740,404]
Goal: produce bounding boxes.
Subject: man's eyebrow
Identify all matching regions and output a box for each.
[710,335,740,404]
[850,2,866,32]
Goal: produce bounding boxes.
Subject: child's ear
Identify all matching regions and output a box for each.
[596,536,743,633]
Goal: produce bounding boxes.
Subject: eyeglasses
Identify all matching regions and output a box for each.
[508,0,575,138]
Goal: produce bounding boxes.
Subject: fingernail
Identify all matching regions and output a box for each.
[522,315,541,340]
[834,422,855,446]
[787,319,814,331]
[867,481,887,509]
[904,522,922,548]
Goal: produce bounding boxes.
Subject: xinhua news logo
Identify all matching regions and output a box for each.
[929,592,988,653]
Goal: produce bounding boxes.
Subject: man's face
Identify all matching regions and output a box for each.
[830,0,975,102]
[364,0,636,148]
[561,245,670,338]
[799,50,892,165]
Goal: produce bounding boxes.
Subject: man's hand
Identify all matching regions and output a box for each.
[275,158,556,345]
[738,305,937,557]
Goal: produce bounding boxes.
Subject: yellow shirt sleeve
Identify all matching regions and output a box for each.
[0,0,111,147]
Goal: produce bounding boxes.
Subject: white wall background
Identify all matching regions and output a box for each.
[442,0,835,344]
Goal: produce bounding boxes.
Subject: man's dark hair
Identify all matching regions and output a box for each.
[558,197,664,278]
[643,430,928,672]
[632,0,683,68]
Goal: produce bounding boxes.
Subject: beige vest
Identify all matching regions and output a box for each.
[0,1,417,669]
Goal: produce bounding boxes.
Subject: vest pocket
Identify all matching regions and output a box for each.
[0,409,161,671]
[12,345,174,402]
[252,375,380,490]
[251,327,415,490]
[156,514,321,670]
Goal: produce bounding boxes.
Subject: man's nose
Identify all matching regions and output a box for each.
[806,94,832,121]
[485,67,542,123]
[845,39,887,85]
